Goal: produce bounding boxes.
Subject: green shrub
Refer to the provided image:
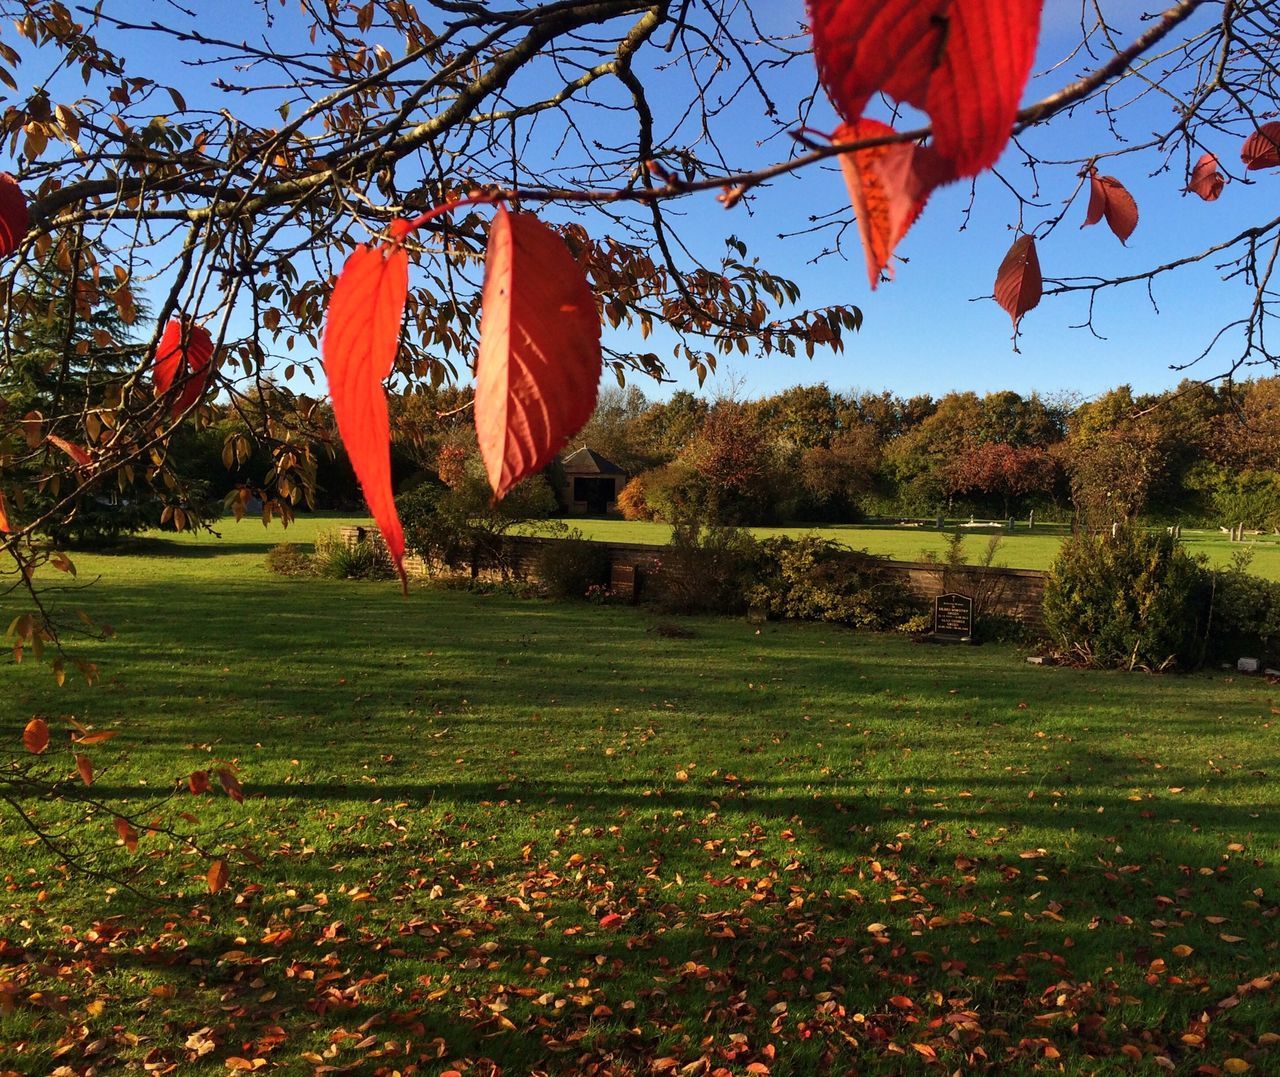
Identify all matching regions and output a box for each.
[1042,527,1207,670]
[312,530,394,581]
[534,532,611,600]
[264,542,312,577]
[750,536,924,632]
[1205,550,1280,663]
[651,522,763,615]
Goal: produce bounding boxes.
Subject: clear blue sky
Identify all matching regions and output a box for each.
[41,2,1265,405]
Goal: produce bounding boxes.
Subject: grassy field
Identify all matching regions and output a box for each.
[558,516,1280,580]
[2,517,1279,1073]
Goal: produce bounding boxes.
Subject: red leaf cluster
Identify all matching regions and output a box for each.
[22,717,50,754]
[154,318,215,417]
[47,434,92,467]
[1187,153,1225,201]
[810,0,1043,179]
[835,119,947,288]
[1242,122,1280,170]
[0,173,28,257]
[475,206,602,500]
[1082,170,1138,244]
[994,234,1041,332]
[322,238,411,590]
[0,490,10,533]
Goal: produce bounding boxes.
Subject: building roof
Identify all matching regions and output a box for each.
[561,446,624,475]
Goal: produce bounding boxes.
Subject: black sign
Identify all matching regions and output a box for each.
[934,592,973,641]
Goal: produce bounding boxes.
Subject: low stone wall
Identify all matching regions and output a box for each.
[338,526,1047,629]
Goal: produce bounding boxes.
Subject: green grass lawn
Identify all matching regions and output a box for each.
[2,518,1279,1073]
[560,516,1280,580]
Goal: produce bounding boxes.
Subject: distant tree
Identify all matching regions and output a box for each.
[797,425,881,519]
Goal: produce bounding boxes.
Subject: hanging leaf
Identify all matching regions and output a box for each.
[0,173,28,258]
[1186,152,1225,201]
[75,753,94,786]
[1242,122,1280,170]
[23,717,49,754]
[1081,170,1138,244]
[808,0,1043,179]
[0,490,10,533]
[217,766,245,803]
[835,119,949,288]
[322,238,410,590]
[153,318,215,417]
[207,858,229,894]
[475,206,602,500]
[994,233,1041,331]
[47,434,92,467]
[188,769,211,794]
[114,816,139,853]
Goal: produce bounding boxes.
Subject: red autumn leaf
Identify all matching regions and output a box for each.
[47,434,92,467]
[994,233,1041,331]
[809,0,1043,179]
[835,119,949,287]
[217,766,244,803]
[22,717,49,754]
[888,994,916,1011]
[114,816,139,853]
[0,490,10,533]
[322,237,410,590]
[74,753,94,786]
[1242,122,1280,170]
[74,729,117,745]
[475,206,602,500]
[1082,170,1138,244]
[599,912,624,930]
[207,858,229,894]
[153,317,215,417]
[0,173,29,257]
[188,769,211,795]
[1187,152,1225,201]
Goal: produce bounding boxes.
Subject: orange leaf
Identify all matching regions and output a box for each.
[207,858,229,894]
[0,490,10,533]
[74,729,117,745]
[189,769,211,795]
[888,994,915,1011]
[153,317,215,417]
[1082,170,1138,244]
[217,766,244,803]
[74,753,93,786]
[809,0,1043,179]
[994,233,1041,331]
[1187,152,1225,201]
[322,238,410,590]
[836,119,948,288]
[599,912,623,930]
[1242,122,1280,170]
[475,206,602,500]
[47,434,92,467]
[0,172,28,257]
[22,717,49,754]
[114,816,139,853]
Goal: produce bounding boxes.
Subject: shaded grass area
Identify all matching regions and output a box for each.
[1,526,1279,1074]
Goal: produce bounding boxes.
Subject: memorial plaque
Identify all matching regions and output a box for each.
[933,592,974,642]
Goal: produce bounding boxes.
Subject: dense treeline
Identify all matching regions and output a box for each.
[574,380,1280,529]
[85,377,1280,539]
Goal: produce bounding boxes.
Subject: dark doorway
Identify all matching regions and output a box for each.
[573,477,615,515]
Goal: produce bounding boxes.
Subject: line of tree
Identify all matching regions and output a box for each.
[126,376,1280,537]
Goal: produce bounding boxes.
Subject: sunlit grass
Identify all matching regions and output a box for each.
[1,524,1278,1073]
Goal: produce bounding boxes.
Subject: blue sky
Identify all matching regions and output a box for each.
[32,2,1269,405]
